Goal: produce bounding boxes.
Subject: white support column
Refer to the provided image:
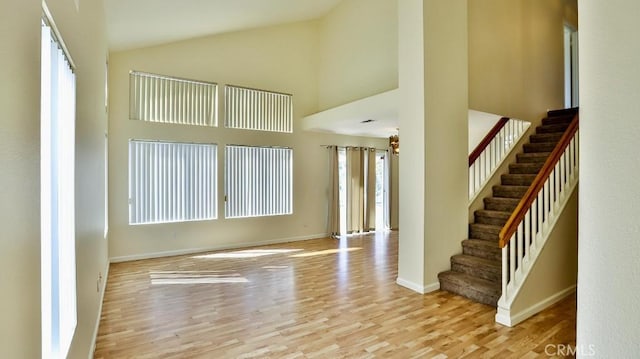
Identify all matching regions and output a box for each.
[578,0,640,356]
[397,0,468,293]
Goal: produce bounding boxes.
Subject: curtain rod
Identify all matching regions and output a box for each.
[320,145,389,151]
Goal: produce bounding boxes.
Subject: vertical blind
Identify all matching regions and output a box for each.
[40,18,77,359]
[225,145,293,218]
[129,71,218,126]
[129,140,218,225]
[225,85,293,133]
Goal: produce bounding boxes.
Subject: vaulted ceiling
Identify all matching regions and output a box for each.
[105,0,344,51]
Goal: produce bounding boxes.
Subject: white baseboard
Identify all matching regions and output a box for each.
[88,261,110,359]
[396,277,440,294]
[496,285,576,327]
[109,233,329,263]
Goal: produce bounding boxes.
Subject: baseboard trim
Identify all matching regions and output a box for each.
[396,277,440,294]
[109,233,329,263]
[88,261,110,358]
[496,285,576,327]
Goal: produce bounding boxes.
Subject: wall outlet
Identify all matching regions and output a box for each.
[97,272,103,293]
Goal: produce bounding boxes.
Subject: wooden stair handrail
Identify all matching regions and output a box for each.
[498,113,579,248]
[469,117,510,167]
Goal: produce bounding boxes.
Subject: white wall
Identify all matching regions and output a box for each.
[397,0,468,293]
[318,0,398,110]
[108,21,388,260]
[0,0,109,357]
[577,0,640,355]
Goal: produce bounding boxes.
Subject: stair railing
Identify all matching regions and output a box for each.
[469,117,530,201]
[497,114,579,321]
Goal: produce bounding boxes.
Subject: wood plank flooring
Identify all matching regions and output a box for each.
[94,231,576,358]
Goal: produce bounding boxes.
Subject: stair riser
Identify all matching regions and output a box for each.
[547,108,578,118]
[439,280,499,307]
[501,175,535,186]
[524,143,557,153]
[462,244,501,262]
[509,164,543,174]
[516,154,549,163]
[469,229,499,241]
[536,124,569,134]
[484,199,518,212]
[542,116,574,126]
[451,261,501,283]
[474,216,508,226]
[530,134,563,143]
[493,187,527,198]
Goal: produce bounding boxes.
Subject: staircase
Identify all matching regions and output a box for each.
[438,108,579,306]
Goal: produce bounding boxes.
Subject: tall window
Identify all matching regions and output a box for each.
[225,145,293,218]
[129,140,218,225]
[40,14,77,358]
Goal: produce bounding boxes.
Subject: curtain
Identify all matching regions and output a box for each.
[328,146,341,237]
[346,147,364,233]
[365,148,376,231]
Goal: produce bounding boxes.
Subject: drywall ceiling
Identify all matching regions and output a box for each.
[105,0,344,51]
[302,89,399,139]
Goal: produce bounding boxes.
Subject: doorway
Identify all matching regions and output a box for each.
[564,25,579,108]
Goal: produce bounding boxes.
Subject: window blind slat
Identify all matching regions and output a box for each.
[224,85,293,133]
[129,72,217,126]
[129,140,217,225]
[225,145,293,218]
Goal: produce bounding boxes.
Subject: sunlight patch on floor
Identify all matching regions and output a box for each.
[192,249,302,259]
[289,247,362,258]
[149,270,249,285]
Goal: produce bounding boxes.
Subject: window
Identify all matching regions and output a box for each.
[129,140,218,225]
[225,85,293,133]
[40,12,77,359]
[225,145,293,218]
[129,71,218,126]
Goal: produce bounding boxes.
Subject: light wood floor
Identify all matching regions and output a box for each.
[94,231,576,358]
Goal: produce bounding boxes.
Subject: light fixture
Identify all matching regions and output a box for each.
[389,135,399,155]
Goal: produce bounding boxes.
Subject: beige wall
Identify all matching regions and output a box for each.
[108,21,388,260]
[0,1,42,357]
[0,0,109,357]
[578,0,640,355]
[468,0,578,126]
[510,188,578,317]
[318,0,398,110]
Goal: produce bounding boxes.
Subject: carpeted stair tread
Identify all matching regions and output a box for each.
[462,239,501,262]
[523,142,557,153]
[469,223,502,241]
[536,123,570,134]
[484,197,520,212]
[530,133,563,143]
[542,115,574,126]
[451,254,501,283]
[509,163,544,174]
[438,271,500,307]
[517,152,551,163]
[475,209,512,226]
[547,107,578,117]
[501,174,537,186]
[493,185,529,199]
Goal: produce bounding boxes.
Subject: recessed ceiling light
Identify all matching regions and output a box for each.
[361,119,375,123]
